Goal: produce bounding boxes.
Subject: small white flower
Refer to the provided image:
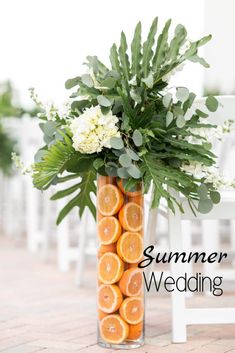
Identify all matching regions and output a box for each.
[29,88,71,121]
[185,121,233,145]
[69,105,120,154]
[11,152,33,175]
[181,161,235,190]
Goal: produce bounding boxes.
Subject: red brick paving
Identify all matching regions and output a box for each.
[0,237,235,353]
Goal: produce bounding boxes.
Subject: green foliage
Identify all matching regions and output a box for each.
[0,123,16,174]
[30,17,227,223]
[51,169,96,224]
[33,134,76,190]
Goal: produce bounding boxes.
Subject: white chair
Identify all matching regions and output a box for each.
[147,96,235,342]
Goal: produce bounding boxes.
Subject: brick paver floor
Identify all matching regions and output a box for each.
[0,236,235,353]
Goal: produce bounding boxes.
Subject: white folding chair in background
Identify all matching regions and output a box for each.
[146,95,235,342]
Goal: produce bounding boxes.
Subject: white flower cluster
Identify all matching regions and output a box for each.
[11,152,32,175]
[181,162,235,189]
[70,105,120,154]
[185,121,233,145]
[29,87,71,121]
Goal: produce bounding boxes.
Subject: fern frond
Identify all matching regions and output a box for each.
[33,135,77,190]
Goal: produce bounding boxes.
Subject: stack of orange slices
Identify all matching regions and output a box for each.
[97,176,144,344]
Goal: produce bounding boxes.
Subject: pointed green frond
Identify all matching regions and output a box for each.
[152,19,171,71]
[110,43,121,73]
[119,31,130,81]
[33,135,76,190]
[131,21,142,78]
[142,17,158,77]
[55,169,96,224]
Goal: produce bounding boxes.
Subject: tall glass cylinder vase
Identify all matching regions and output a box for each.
[97,175,145,349]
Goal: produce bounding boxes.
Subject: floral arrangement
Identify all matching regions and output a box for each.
[27,17,234,224]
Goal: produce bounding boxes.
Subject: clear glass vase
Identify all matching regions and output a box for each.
[96,175,145,349]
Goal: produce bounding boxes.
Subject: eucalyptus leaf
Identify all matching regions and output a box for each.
[97,95,112,107]
[101,77,116,89]
[142,72,154,88]
[126,148,140,161]
[41,121,58,137]
[206,96,219,112]
[81,74,94,88]
[197,184,208,200]
[210,190,221,204]
[34,149,46,163]
[133,130,143,146]
[176,116,185,128]
[93,158,104,170]
[127,164,142,179]
[130,88,142,104]
[117,167,129,179]
[119,153,132,167]
[110,137,124,150]
[112,148,125,157]
[162,93,172,108]
[173,106,184,116]
[166,111,174,127]
[198,198,213,214]
[176,87,189,102]
[105,162,118,177]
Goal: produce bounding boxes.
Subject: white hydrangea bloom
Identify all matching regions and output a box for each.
[70,105,120,154]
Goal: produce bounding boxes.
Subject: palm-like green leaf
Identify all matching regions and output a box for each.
[53,169,96,224]
[119,31,130,82]
[152,19,171,71]
[110,44,121,72]
[142,17,158,77]
[131,22,142,78]
[33,134,76,190]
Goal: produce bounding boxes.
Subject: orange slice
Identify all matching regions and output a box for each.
[117,179,142,197]
[127,321,143,340]
[117,232,143,264]
[98,252,124,284]
[98,309,108,320]
[119,296,144,324]
[98,243,116,259]
[98,284,123,313]
[98,184,124,216]
[119,202,143,232]
[119,268,143,296]
[128,194,143,206]
[100,314,129,344]
[98,217,122,245]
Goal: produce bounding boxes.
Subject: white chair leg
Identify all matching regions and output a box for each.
[25,179,39,252]
[41,192,51,260]
[168,209,187,343]
[57,199,70,272]
[231,220,235,267]
[182,220,193,298]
